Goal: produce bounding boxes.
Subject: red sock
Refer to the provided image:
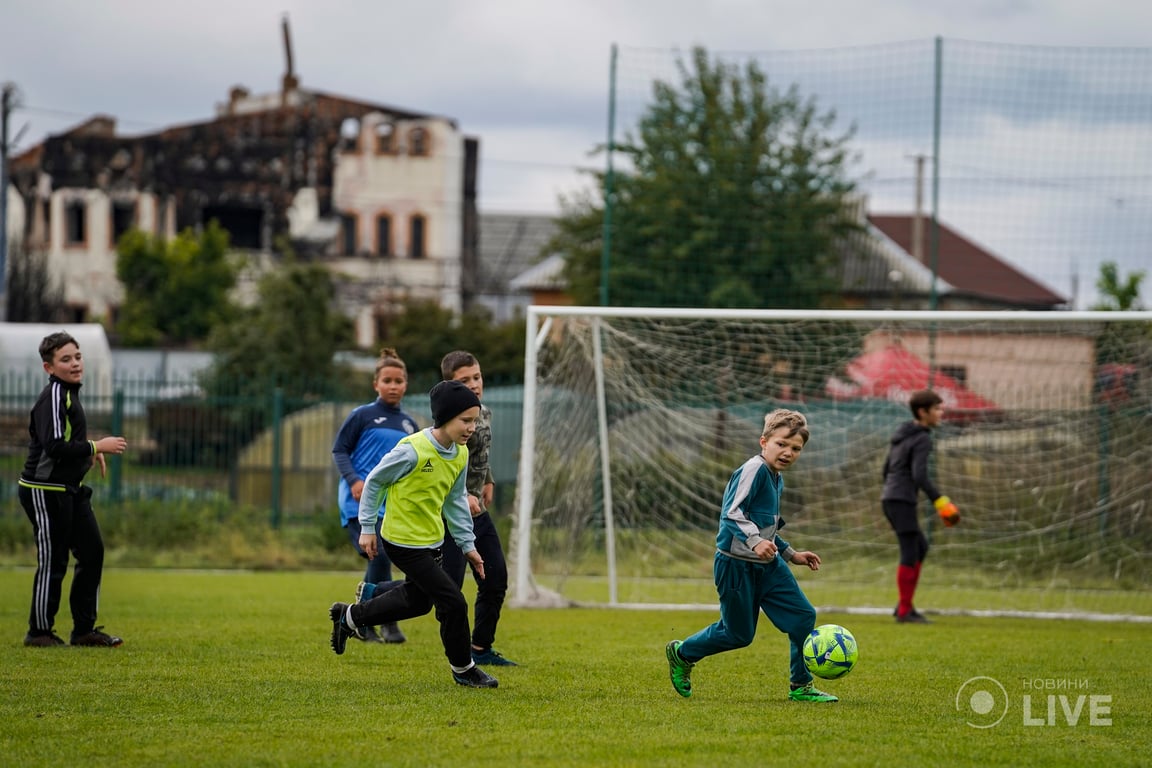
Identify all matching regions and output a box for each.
[896,564,917,617]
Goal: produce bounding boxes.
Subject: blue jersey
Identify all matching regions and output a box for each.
[332,399,418,526]
[715,455,793,563]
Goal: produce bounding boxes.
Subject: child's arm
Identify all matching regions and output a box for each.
[332,412,364,488]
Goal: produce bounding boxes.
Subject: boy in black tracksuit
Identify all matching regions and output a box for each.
[881,389,960,623]
[18,331,128,647]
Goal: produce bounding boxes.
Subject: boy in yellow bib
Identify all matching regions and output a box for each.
[328,380,497,688]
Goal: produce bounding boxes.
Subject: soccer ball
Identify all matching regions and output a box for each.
[802,624,858,680]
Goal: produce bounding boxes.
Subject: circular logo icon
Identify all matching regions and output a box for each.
[956,676,1009,728]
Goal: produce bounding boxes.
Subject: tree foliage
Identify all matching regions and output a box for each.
[203,257,355,401]
[374,300,526,392]
[556,46,860,308]
[116,222,239,346]
[1092,261,1145,311]
[3,239,67,322]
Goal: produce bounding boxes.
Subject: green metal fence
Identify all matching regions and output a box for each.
[0,375,525,527]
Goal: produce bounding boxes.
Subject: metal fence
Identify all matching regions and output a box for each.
[0,374,525,527]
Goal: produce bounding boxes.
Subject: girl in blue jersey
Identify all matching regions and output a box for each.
[665,409,838,702]
[331,348,418,643]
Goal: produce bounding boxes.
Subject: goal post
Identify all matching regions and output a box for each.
[510,307,1152,615]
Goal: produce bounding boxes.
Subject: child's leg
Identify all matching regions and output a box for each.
[469,513,509,652]
[679,556,759,662]
[384,543,473,669]
[896,530,928,616]
[20,486,70,635]
[760,565,817,686]
[68,489,105,636]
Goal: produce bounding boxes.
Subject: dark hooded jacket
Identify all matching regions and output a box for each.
[880,420,942,505]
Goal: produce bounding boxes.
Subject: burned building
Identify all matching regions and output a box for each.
[6,25,478,347]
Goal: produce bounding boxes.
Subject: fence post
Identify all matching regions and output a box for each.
[270,387,284,528]
[110,389,124,502]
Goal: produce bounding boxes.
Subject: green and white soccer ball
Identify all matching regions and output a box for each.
[802,624,859,680]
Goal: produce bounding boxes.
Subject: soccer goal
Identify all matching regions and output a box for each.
[510,307,1152,617]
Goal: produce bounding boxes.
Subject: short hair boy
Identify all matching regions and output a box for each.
[19,331,128,647]
[665,409,838,702]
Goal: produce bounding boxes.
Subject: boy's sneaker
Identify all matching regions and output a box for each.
[472,647,517,666]
[896,609,931,624]
[71,627,123,647]
[381,622,407,644]
[355,581,375,603]
[358,625,385,643]
[24,631,66,647]
[665,640,694,698]
[329,602,363,655]
[452,665,499,688]
[788,682,839,702]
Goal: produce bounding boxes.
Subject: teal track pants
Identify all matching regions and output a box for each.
[679,552,817,686]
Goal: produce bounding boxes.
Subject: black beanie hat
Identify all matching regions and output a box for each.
[429,380,481,427]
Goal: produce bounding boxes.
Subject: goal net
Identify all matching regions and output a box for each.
[510,307,1152,618]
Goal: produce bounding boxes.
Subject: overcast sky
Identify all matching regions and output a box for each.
[3,0,1151,306]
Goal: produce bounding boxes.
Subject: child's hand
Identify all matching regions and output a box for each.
[934,496,961,527]
[752,540,778,560]
[465,549,486,580]
[790,550,821,571]
[359,532,378,559]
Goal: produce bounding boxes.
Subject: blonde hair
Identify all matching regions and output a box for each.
[375,347,407,377]
[762,409,809,444]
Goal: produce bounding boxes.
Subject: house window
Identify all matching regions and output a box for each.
[375,122,396,154]
[339,117,361,153]
[65,201,87,246]
[376,215,392,257]
[340,213,358,256]
[111,201,136,246]
[409,127,429,157]
[409,214,426,259]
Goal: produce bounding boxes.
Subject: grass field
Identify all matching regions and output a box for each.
[1,568,1148,768]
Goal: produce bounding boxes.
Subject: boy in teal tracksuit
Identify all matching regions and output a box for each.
[665,409,837,702]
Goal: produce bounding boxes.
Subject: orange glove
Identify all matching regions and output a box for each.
[934,496,960,527]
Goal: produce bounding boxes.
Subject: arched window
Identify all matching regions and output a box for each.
[409,214,426,259]
[408,127,429,157]
[339,117,361,152]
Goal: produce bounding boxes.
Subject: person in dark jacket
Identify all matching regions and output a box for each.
[881,389,960,623]
[18,331,128,647]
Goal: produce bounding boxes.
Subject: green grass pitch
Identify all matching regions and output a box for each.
[1,568,1147,767]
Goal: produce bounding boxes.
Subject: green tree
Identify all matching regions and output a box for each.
[116,222,238,346]
[556,46,860,308]
[4,239,66,322]
[374,299,525,391]
[1092,261,1145,311]
[204,257,355,401]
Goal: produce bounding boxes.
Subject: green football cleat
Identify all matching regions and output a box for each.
[665,640,695,698]
[788,682,839,702]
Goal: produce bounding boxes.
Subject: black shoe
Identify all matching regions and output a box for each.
[71,627,123,647]
[452,665,499,688]
[24,631,66,647]
[472,647,517,666]
[895,609,931,624]
[358,625,385,643]
[329,602,363,655]
[381,622,406,644]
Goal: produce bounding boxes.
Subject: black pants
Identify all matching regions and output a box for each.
[351,541,472,668]
[441,511,508,650]
[883,500,929,567]
[20,485,104,637]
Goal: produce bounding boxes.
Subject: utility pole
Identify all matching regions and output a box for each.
[0,82,15,321]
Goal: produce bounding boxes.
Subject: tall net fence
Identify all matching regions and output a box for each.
[606,40,1152,310]
[512,308,1152,617]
